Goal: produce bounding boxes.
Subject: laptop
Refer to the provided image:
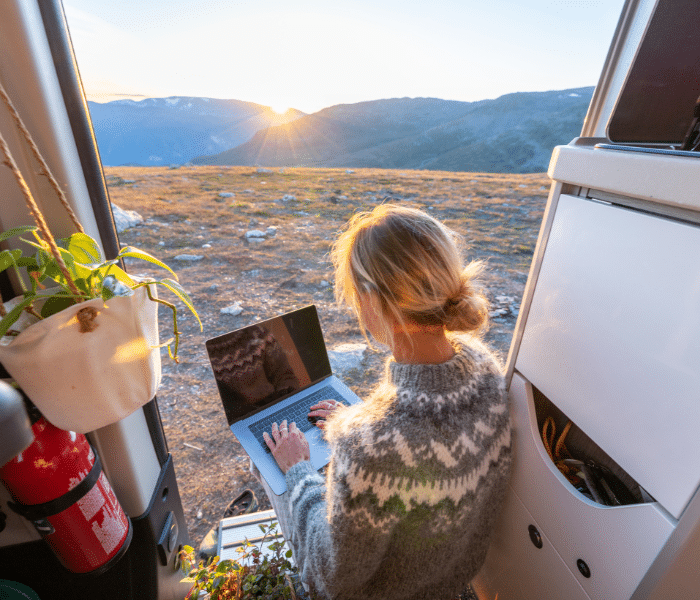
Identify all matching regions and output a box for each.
[205,305,362,494]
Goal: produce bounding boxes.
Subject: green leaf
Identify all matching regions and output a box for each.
[90,263,135,289]
[16,256,39,270]
[0,296,36,338]
[40,294,77,318]
[0,226,38,243]
[151,278,202,330]
[117,246,178,280]
[56,246,75,267]
[215,561,232,573]
[285,549,293,558]
[0,249,22,273]
[61,232,103,264]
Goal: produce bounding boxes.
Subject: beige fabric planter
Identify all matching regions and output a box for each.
[0,285,161,433]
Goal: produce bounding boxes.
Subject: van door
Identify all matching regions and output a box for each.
[473,0,700,598]
[0,2,190,598]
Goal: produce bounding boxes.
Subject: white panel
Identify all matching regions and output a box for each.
[517,195,700,519]
[88,409,161,517]
[508,374,675,600]
[549,144,700,213]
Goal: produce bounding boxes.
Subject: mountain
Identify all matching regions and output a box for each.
[87,97,305,166]
[192,88,594,173]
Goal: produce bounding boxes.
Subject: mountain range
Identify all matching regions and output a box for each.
[89,88,594,173]
[87,97,304,167]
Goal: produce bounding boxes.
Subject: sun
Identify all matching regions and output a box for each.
[269,105,289,115]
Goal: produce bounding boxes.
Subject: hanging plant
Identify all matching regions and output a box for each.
[0,79,201,433]
[0,224,201,361]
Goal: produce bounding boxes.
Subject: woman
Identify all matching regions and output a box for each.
[260,204,512,600]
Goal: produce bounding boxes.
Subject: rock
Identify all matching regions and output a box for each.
[249,219,259,227]
[489,308,509,318]
[221,302,244,316]
[346,169,355,174]
[202,243,212,249]
[495,296,516,304]
[174,254,204,261]
[218,192,234,198]
[111,203,143,232]
[320,280,330,288]
[256,167,272,173]
[207,284,219,293]
[327,343,366,375]
[245,230,266,239]
[281,194,296,202]
[266,226,277,237]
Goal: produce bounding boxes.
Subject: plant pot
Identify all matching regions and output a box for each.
[0,285,161,433]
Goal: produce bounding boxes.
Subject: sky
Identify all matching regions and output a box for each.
[63,0,627,115]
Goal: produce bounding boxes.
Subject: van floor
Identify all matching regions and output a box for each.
[107,165,547,545]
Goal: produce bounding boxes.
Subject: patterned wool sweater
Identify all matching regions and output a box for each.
[284,334,512,600]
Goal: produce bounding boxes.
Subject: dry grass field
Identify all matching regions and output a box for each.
[107,165,550,546]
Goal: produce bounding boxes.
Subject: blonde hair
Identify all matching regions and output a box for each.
[331,204,489,346]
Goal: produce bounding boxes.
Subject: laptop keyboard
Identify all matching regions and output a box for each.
[249,386,348,453]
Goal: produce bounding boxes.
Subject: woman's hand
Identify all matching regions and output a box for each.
[263,420,310,474]
[308,399,342,429]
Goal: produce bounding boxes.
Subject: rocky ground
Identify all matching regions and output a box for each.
[107,165,549,546]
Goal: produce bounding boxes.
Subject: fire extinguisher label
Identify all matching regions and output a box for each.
[77,484,103,521]
[84,473,129,555]
[32,518,55,536]
[92,508,125,555]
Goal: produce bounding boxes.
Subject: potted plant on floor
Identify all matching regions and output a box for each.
[180,522,315,600]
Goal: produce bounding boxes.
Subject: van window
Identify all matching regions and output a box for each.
[607,0,700,145]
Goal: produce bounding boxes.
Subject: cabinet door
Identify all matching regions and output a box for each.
[516,194,700,519]
[507,374,675,600]
[473,484,591,600]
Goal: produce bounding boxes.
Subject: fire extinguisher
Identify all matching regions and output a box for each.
[0,417,132,575]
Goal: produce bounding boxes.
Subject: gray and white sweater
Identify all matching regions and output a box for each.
[284,334,512,600]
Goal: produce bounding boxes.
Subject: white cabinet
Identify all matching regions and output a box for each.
[507,374,675,600]
[516,194,700,519]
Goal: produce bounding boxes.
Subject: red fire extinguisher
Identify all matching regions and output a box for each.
[0,417,132,574]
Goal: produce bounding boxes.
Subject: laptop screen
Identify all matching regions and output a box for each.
[206,305,332,425]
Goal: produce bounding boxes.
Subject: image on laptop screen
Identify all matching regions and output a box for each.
[206,306,332,426]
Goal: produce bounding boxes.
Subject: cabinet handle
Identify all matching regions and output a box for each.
[528,524,543,549]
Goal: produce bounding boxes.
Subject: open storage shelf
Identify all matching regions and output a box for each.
[531,385,652,507]
[505,372,676,600]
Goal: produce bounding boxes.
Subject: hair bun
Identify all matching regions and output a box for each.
[443,268,489,333]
